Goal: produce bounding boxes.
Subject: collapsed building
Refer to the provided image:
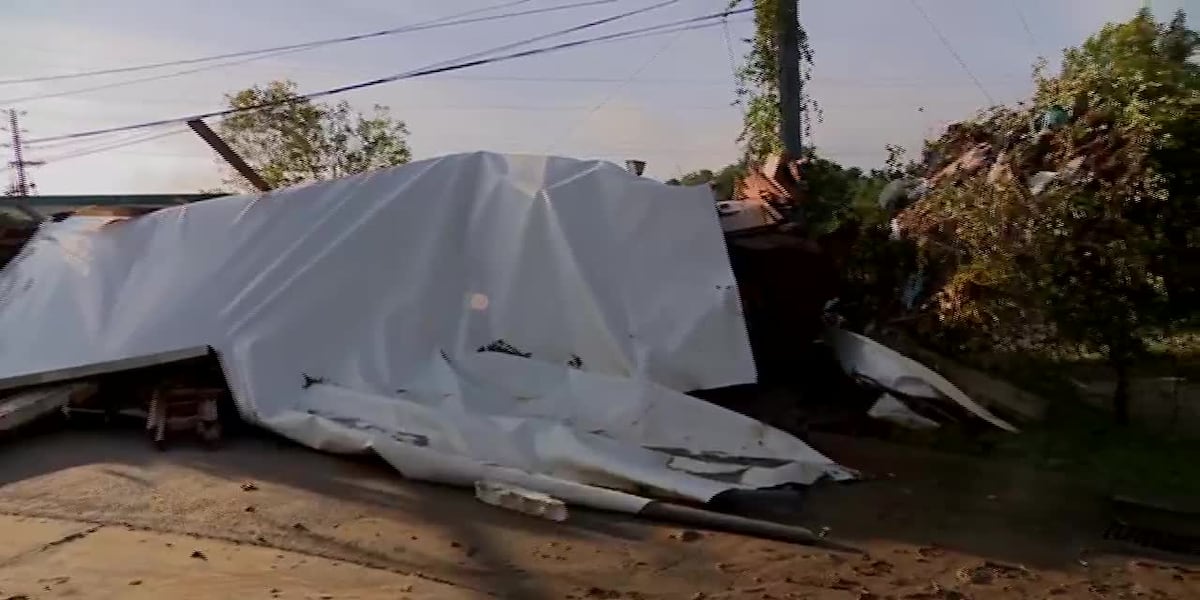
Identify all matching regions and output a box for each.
[0,152,1014,537]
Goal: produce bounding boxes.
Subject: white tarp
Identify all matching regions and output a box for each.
[0,152,851,509]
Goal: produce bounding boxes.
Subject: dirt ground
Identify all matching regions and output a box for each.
[0,427,1196,599]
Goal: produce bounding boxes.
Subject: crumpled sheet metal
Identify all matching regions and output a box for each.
[827,328,1019,433]
[868,393,941,430]
[0,152,852,509]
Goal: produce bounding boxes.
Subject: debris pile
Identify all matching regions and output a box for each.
[0,350,231,449]
[899,101,1135,215]
[0,151,1023,549]
[717,154,808,235]
[475,480,569,522]
[879,99,1153,322]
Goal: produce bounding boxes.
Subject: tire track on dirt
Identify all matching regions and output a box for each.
[0,522,103,569]
[0,508,481,595]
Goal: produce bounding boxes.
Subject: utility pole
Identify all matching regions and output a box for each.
[776,0,803,158]
[186,119,272,192]
[4,110,45,221]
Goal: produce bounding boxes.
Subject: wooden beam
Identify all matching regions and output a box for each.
[186,119,272,192]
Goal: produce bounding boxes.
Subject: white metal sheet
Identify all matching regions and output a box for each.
[0,153,851,508]
[828,328,1018,432]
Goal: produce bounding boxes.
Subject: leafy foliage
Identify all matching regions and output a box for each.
[664,155,892,236]
[1039,10,1200,321]
[665,164,744,201]
[216,80,411,192]
[896,10,1200,423]
[728,0,816,163]
[799,154,886,235]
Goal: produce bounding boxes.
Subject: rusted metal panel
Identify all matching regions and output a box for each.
[736,153,807,207]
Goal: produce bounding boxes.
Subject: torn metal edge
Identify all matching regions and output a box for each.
[0,346,213,394]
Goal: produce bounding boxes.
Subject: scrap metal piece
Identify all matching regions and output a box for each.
[827,328,1018,432]
[1106,494,1200,555]
[0,346,211,394]
[867,393,941,430]
[0,382,96,432]
[475,480,568,522]
[640,500,860,553]
[736,153,807,209]
[146,386,223,450]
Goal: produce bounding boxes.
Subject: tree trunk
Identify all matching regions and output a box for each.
[1112,358,1131,426]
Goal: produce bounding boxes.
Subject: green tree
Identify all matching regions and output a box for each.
[799,154,874,234]
[216,80,411,192]
[899,10,1200,424]
[668,169,715,187]
[665,164,744,201]
[1038,10,1200,319]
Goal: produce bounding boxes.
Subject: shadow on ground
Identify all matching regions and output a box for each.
[1,418,1198,599]
[0,423,728,599]
[805,432,1200,571]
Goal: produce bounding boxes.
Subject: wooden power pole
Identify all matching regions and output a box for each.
[186,119,272,192]
[776,0,803,158]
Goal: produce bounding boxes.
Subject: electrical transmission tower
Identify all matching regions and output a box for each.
[2,110,45,220]
[4,109,44,197]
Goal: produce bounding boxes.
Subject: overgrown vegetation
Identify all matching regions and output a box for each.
[703,5,1199,470]
[679,3,903,234]
[665,164,743,201]
[895,10,1200,424]
[216,80,411,192]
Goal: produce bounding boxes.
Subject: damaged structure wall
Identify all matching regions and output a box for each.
[0,152,853,511]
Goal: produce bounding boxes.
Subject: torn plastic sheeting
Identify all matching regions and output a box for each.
[0,152,851,511]
[827,328,1018,433]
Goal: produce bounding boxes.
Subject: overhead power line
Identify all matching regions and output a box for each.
[26,3,745,147]
[37,128,188,164]
[1009,0,1040,49]
[17,0,679,147]
[2,49,312,107]
[0,0,592,87]
[908,0,996,105]
[546,13,688,152]
[407,0,679,79]
[721,3,744,118]
[0,0,622,105]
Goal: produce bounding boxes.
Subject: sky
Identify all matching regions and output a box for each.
[0,0,1194,194]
